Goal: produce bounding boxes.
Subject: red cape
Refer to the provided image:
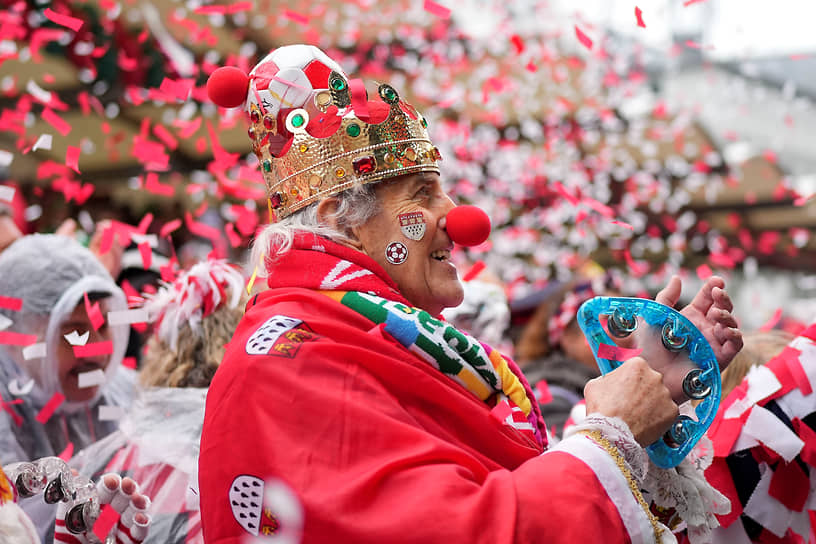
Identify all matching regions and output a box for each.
[200,238,651,543]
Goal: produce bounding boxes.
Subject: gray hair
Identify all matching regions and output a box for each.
[250,183,380,276]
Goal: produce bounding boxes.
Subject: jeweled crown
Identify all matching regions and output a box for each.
[207,45,442,221]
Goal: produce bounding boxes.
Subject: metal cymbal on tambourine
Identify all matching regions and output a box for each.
[3,457,100,535]
[577,297,721,469]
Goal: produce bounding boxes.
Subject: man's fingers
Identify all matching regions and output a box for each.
[718,339,743,369]
[712,323,740,344]
[685,275,725,316]
[706,306,739,329]
[655,275,682,307]
[711,286,734,313]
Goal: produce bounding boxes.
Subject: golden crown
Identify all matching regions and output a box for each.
[208,45,442,221]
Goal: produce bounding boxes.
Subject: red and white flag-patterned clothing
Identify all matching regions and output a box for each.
[199,234,667,543]
[706,323,816,544]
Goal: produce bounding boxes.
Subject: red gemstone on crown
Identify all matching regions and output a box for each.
[269,192,283,208]
[352,155,376,174]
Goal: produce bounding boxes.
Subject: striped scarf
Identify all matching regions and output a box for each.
[321,290,542,446]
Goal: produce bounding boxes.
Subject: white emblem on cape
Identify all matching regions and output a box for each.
[245,315,302,355]
[229,475,265,536]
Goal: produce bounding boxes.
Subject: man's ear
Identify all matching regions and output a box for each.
[316,198,364,251]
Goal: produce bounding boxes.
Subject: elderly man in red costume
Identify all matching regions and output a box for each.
[200,45,743,543]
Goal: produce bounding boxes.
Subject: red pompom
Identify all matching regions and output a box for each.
[207,66,249,108]
[446,205,491,247]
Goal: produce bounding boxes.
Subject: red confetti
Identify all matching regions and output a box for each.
[0,331,38,346]
[225,223,242,248]
[794,194,814,206]
[66,145,80,173]
[41,108,71,136]
[683,0,706,5]
[84,292,105,331]
[510,35,524,54]
[283,10,309,25]
[634,6,646,28]
[35,392,65,424]
[58,442,74,461]
[138,241,152,270]
[73,340,114,358]
[93,504,119,542]
[574,25,593,50]
[597,343,643,362]
[160,219,182,238]
[462,261,486,282]
[0,296,23,311]
[759,308,783,332]
[696,264,713,280]
[610,220,634,231]
[122,356,137,370]
[152,124,179,150]
[144,172,174,197]
[0,394,23,427]
[185,212,227,258]
[423,0,451,19]
[43,8,84,32]
[536,380,553,404]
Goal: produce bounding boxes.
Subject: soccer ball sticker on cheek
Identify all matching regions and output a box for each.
[385,242,408,265]
[399,212,426,241]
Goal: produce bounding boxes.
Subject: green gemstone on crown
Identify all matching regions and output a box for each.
[291,114,305,128]
[346,123,361,137]
[331,78,347,91]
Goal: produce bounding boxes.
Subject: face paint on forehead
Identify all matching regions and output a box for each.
[385,242,408,265]
[399,211,426,241]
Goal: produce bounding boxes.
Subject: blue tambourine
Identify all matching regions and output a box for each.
[576,297,721,469]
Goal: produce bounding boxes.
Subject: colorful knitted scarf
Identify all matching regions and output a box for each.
[265,233,546,447]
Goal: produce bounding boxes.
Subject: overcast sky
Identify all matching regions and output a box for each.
[546,0,816,59]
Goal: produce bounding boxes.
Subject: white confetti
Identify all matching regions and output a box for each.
[22,342,46,360]
[0,185,14,202]
[130,233,159,247]
[0,150,12,168]
[107,309,149,326]
[77,369,106,388]
[64,330,89,346]
[98,404,125,421]
[8,378,34,396]
[32,134,53,151]
[0,315,11,331]
[26,79,52,104]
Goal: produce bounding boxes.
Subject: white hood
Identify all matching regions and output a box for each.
[0,234,128,413]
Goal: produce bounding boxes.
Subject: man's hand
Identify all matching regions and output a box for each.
[655,275,742,371]
[585,357,678,446]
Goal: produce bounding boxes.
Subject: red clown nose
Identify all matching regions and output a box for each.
[207,66,250,108]
[445,205,491,247]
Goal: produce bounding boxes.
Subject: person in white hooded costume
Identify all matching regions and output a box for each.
[0,234,136,539]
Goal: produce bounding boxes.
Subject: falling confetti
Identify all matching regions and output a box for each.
[574,25,593,50]
[635,6,646,28]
